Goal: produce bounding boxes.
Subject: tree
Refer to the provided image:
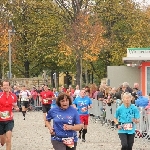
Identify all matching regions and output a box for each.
[95,0,150,66]
[53,0,107,88]
[6,0,65,77]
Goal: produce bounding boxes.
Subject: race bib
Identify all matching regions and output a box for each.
[1,111,10,119]
[43,99,48,104]
[123,123,133,130]
[62,137,74,148]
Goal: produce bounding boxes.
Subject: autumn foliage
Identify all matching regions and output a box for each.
[0,23,8,55]
[59,13,107,62]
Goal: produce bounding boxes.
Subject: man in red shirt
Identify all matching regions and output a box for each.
[40,85,55,127]
[0,80,19,150]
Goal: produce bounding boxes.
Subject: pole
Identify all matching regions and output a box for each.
[80,57,82,89]
[8,30,12,79]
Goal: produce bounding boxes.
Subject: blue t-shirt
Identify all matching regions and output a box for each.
[46,106,80,142]
[73,96,92,115]
[51,92,59,108]
[114,104,140,134]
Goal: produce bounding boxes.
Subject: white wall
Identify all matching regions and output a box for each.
[107,66,141,89]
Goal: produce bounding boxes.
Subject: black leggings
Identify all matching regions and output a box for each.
[118,133,135,150]
[51,140,77,150]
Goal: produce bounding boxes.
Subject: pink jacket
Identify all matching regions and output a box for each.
[145,102,150,114]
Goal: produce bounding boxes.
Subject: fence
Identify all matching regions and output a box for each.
[17,96,42,111]
[89,99,150,138]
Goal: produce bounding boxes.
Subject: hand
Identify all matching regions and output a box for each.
[15,107,20,112]
[0,112,2,118]
[132,118,138,124]
[116,124,122,130]
[63,124,73,130]
[88,106,91,109]
[81,107,87,112]
[118,125,122,130]
[49,128,55,135]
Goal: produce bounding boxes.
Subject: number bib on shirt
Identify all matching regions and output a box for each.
[123,123,133,130]
[21,98,29,101]
[62,137,74,148]
[43,99,48,104]
[1,111,10,119]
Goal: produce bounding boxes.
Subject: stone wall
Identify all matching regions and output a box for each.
[1,77,51,89]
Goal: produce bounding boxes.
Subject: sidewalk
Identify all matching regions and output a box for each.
[1,111,150,150]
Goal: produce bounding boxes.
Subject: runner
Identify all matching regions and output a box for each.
[0,80,19,150]
[114,92,140,150]
[46,93,82,150]
[19,85,31,120]
[39,85,55,127]
[73,89,92,142]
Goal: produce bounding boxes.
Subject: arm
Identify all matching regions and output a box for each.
[63,124,83,131]
[13,102,19,111]
[45,120,55,135]
[114,108,122,129]
[46,110,55,135]
[132,107,140,124]
[46,92,56,101]
[13,95,19,111]
[88,98,92,109]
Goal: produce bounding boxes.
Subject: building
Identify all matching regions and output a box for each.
[123,48,150,96]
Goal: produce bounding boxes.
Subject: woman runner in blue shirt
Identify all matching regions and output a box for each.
[46,93,83,150]
[114,92,140,150]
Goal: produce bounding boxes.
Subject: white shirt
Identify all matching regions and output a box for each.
[74,90,80,97]
[20,90,31,101]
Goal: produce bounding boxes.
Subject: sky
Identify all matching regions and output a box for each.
[134,0,150,5]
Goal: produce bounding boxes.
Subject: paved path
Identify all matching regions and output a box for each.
[0,111,150,150]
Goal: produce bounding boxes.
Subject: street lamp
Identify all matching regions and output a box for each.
[8,29,15,79]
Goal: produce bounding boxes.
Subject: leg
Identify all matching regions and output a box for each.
[82,125,87,142]
[21,101,26,120]
[79,115,84,139]
[127,134,135,150]
[4,120,14,150]
[42,105,47,127]
[0,122,5,146]
[5,131,12,150]
[82,115,89,142]
[43,113,47,126]
[51,140,66,150]
[78,128,83,139]
[118,133,128,150]
[0,134,6,146]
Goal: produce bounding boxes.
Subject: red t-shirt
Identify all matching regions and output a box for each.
[0,92,17,121]
[40,90,54,105]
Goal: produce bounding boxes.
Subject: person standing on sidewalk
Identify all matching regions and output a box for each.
[0,80,19,150]
[73,89,92,142]
[114,92,140,150]
[40,85,55,127]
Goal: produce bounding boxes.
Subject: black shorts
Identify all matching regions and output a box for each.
[0,120,14,135]
[21,101,29,108]
[42,104,51,113]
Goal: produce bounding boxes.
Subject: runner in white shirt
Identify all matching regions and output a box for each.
[73,85,80,98]
[19,85,31,120]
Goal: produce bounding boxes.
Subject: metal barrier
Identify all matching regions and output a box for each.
[17,96,42,111]
[89,99,150,137]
